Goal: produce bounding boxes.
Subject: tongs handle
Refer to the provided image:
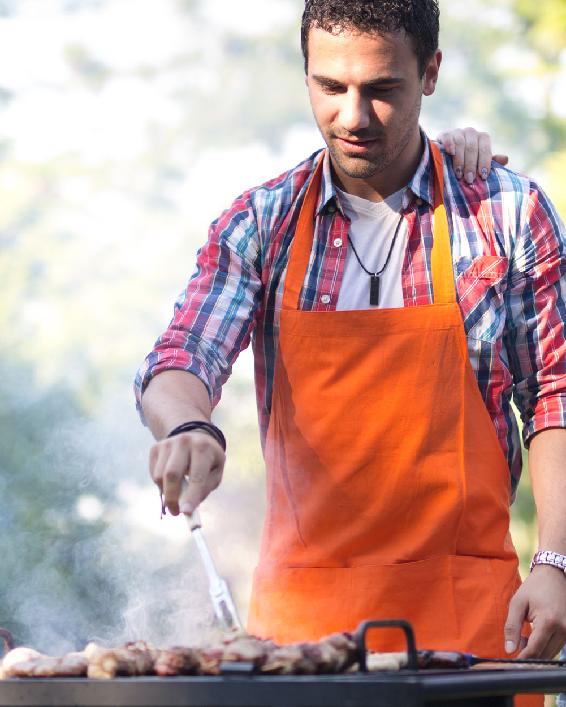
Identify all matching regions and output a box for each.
[185,510,219,582]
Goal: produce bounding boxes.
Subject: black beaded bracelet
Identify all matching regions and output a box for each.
[166,421,227,452]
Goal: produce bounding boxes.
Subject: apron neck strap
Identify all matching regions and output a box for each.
[283,142,456,311]
[282,154,325,311]
[429,141,456,306]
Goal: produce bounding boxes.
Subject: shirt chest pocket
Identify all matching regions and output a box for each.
[456,255,509,343]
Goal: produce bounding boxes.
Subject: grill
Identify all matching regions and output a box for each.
[2,669,566,706]
[1,621,565,707]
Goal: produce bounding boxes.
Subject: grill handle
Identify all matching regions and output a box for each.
[355,619,418,673]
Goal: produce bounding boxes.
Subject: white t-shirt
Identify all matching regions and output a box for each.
[335,187,407,311]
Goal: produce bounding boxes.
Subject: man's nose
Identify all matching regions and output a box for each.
[339,90,371,133]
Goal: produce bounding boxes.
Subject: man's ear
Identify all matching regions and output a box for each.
[422,50,442,97]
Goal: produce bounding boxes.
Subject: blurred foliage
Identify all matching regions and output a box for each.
[0,362,122,649]
[513,0,566,62]
[512,0,566,216]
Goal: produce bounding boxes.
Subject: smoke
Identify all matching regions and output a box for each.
[1,375,265,655]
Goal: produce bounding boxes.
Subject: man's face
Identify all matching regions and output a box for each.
[305,27,440,183]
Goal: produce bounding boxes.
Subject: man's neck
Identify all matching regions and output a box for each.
[331,129,424,202]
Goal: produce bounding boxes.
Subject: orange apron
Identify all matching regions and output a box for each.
[248,142,542,707]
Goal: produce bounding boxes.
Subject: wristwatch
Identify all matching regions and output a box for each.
[530,550,566,574]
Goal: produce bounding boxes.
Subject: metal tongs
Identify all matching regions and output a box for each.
[185,509,243,633]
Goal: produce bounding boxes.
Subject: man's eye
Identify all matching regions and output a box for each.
[368,87,396,98]
[321,85,344,94]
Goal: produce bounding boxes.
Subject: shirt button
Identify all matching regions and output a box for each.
[321,294,331,305]
[327,203,337,214]
[416,198,423,206]
[333,238,343,248]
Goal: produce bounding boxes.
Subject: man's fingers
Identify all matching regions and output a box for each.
[518,621,554,660]
[450,130,466,180]
[493,153,509,166]
[162,439,192,516]
[477,132,492,181]
[149,432,225,517]
[437,131,456,156]
[438,128,502,181]
[462,128,480,184]
[180,455,222,516]
[179,436,224,514]
[149,443,164,492]
[504,591,528,654]
[519,610,566,659]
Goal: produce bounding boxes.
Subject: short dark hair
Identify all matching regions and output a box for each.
[301,0,440,77]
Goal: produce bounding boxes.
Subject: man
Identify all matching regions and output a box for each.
[135,0,566,697]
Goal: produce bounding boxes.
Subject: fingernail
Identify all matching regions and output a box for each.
[465,172,474,184]
[455,167,463,179]
[505,640,516,654]
[481,168,488,180]
[180,502,194,515]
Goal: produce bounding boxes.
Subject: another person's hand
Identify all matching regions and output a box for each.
[504,566,566,659]
[149,431,225,516]
[437,127,509,184]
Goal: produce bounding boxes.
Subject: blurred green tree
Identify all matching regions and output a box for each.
[0,363,122,651]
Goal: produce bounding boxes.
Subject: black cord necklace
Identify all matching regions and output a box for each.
[347,212,405,306]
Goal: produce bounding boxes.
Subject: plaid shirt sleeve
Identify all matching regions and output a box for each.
[506,179,566,444]
[134,192,262,420]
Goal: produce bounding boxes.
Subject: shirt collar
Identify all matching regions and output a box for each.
[316,131,435,215]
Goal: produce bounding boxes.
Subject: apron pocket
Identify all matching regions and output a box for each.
[248,558,460,651]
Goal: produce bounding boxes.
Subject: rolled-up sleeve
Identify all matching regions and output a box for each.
[134,193,262,421]
[505,182,566,445]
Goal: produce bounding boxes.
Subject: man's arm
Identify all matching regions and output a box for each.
[502,181,566,659]
[135,189,262,516]
[530,430,566,558]
[143,369,212,441]
[142,371,225,517]
[505,429,566,659]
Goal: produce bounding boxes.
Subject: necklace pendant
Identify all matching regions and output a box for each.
[370,275,380,306]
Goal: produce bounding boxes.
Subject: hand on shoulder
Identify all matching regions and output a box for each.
[437,127,509,184]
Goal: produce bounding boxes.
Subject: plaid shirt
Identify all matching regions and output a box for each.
[135,138,566,495]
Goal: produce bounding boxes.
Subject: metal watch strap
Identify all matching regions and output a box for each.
[530,550,566,574]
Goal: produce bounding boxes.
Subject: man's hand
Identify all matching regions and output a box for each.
[149,431,225,516]
[437,127,509,184]
[504,566,566,659]
[142,371,226,517]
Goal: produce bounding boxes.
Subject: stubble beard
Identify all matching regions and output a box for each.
[325,95,422,181]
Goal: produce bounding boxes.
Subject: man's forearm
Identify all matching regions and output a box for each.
[141,370,212,441]
[528,428,566,554]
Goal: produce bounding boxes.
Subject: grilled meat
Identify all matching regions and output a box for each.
[262,633,358,675]
[366,651,407,671]
[1,648,43,679]
[85,641,156,679]
[154,647,201,677]
[196,633,275,674]
[0,631,358,679]
[1,649,87,678]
